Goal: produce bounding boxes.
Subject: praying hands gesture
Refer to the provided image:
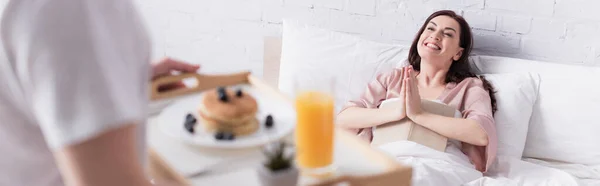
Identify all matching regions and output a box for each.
[392,65,424,121]
[403,66,424,120]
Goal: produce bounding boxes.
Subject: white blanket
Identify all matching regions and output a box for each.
[378,141,598,186]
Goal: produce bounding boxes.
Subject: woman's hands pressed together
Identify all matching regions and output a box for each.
[404,66,425,121]
[387,65,426,122]
[388,67,408,120]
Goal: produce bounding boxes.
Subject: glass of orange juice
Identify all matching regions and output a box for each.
[292,75,336,177]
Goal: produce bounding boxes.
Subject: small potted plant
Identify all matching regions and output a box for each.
[257,141,299,186]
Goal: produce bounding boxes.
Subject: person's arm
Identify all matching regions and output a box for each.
[412,112,489,146]
[23,1,155,185]
[336,68,406,130]
[54,58,200,186]
[461,142,486,172]
[337,106,403,129]
[54,125,149,186]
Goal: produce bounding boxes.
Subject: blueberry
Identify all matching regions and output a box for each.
[185,113,197,124]
[215,132,235,141]
[184,122,195,134]
[215,132,225,140]
[223,132,235,140]
[217,87,228,102]
[236,89,243,97]
[184,113,197,134]
[265,115,274,128]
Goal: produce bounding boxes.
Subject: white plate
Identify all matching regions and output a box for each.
[155,85,296,149]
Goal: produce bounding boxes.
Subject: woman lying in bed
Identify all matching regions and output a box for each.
[337,10,498,185]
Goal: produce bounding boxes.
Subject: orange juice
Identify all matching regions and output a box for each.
[295,91,334,169]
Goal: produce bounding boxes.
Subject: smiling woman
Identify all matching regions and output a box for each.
[336,10,499,186]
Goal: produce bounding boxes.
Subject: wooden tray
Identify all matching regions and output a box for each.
[146,72,412,186]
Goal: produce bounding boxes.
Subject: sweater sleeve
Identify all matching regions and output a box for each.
[341,68,404,111]
[461,78,498,173]
[338,68,403,138]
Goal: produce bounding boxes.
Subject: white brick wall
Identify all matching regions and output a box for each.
[498,15,531,34]
[132,0,600,76]
[463,11,497,31]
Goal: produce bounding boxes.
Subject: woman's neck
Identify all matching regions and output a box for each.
[417,59,450,88]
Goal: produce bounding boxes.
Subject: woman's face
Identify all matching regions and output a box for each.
[417,15,464,64]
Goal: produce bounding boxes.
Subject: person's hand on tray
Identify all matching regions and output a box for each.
[152,57,201,92]
[149,179,181,186]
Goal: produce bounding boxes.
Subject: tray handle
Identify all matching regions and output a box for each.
[308,172,410,186]
[150,71,251,101]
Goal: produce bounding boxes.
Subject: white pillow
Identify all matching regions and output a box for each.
[471,56,600,167]
[279,19,409,113]
[482,73,540,158]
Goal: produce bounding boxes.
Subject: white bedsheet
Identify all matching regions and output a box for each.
[522,158,600,180]
[378,141,484,186]
[519,158,600,185]
[471,156,580,186]
[377,141,599,186]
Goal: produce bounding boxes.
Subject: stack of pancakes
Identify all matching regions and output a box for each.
[197,87,259,136]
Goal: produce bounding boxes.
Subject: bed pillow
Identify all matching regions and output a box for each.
[278,19,409,114]
[471,55,600,169]
[482,72,540,158]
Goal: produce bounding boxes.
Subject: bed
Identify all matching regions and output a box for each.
[264,19,600,185]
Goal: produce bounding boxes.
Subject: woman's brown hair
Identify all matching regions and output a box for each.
[408,10,497,114]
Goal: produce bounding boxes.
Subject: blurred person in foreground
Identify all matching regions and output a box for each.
[0,0,198,185]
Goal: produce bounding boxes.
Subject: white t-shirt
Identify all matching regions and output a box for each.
[0,0,151,185]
